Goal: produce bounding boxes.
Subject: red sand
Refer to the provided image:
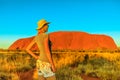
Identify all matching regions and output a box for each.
[19,69,101,80]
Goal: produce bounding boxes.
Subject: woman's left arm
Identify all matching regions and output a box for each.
[44,35,56,72]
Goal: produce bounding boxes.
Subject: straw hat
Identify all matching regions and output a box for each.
[36,19,50,30]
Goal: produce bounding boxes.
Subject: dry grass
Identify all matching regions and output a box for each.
[0,49,120,80]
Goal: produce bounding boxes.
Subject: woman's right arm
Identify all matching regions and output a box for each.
[26,38,38,59]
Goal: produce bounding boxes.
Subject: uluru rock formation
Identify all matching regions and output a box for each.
[8,31,117,50]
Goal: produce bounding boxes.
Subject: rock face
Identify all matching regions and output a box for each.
[8,31,117,50]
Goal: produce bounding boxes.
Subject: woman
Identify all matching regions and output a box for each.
[26,19,56,80]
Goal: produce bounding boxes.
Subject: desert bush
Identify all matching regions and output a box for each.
[1,49,120,80]
[0,51,36,80]
[53,50,120,80]
[56,66,83,80]
[0,72,11,80]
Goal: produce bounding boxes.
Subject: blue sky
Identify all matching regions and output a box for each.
[0,0,120,49]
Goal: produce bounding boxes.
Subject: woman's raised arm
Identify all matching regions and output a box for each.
[26,38,38,59]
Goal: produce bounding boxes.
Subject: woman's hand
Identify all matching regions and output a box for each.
[35,56,39,60]
[51,64,56,72]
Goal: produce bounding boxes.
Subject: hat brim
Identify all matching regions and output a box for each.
[36,22,50,30]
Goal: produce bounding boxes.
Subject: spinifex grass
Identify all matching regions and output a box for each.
[0,49,120,80]
[0,51,35,80]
